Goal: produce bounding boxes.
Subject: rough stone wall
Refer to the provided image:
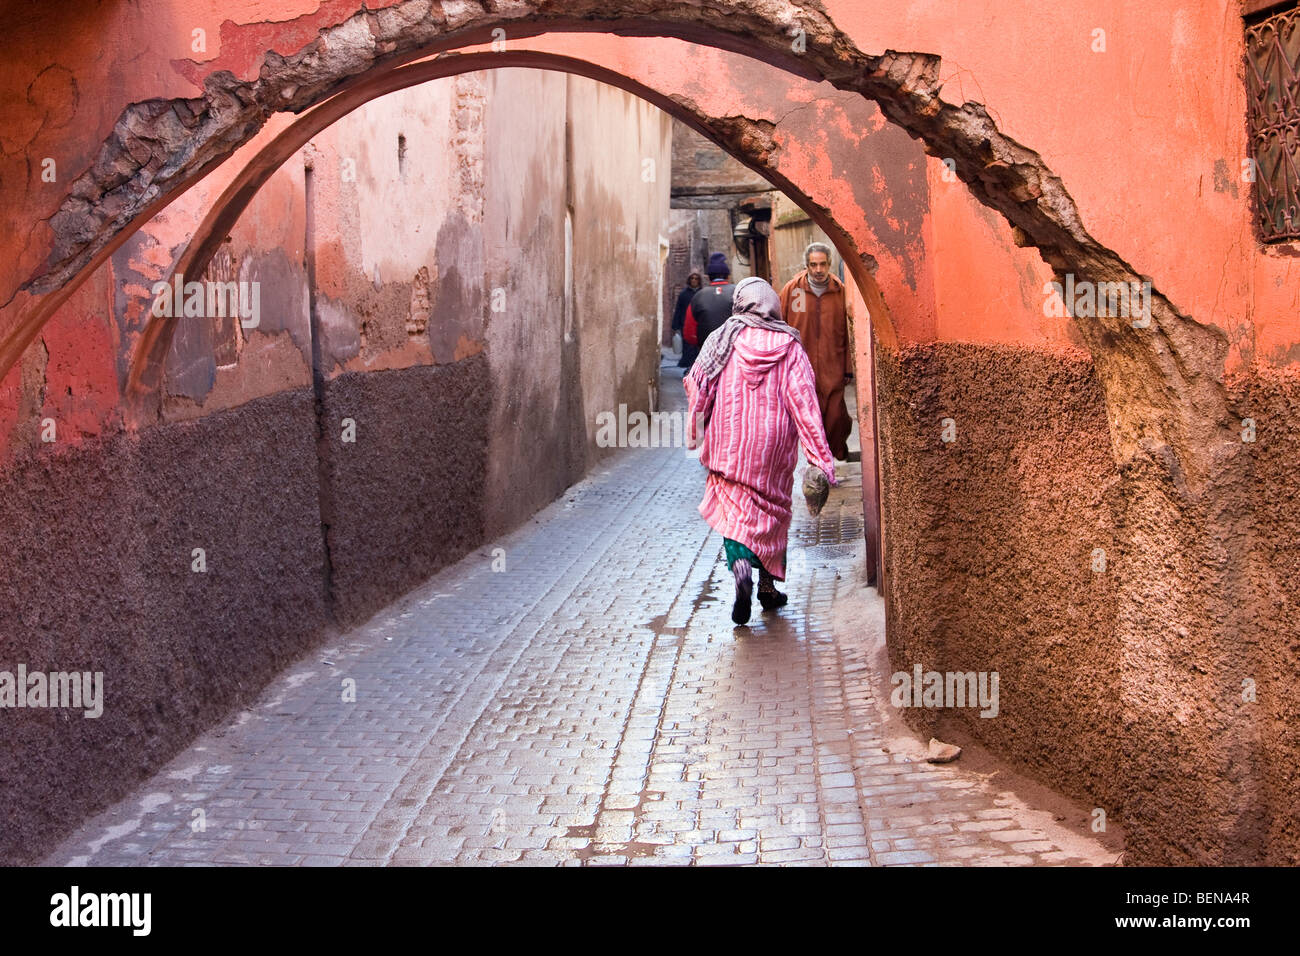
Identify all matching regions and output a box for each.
[876,343,1127,833]
[1225,366,1300,865]
[318,359,491,626]
[0,389,328,865]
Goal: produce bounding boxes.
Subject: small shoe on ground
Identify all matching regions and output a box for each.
[758,570,787,611]
[732,559,753,626]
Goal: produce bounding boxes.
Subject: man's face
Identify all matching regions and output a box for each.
[807,251,831,283]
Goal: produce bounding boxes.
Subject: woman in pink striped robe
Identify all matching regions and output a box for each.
[684,276,838,626]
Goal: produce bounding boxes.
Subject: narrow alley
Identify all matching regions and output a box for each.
[44,360,1112,868]
[10,0,1300,890]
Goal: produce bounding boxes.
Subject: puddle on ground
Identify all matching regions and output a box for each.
[643,612,688,637]
[642,566,720,637]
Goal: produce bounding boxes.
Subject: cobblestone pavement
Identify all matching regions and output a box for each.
[47,360,1115,867]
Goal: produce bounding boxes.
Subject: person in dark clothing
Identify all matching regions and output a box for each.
[672,272,702,368]
[682,253,736,370]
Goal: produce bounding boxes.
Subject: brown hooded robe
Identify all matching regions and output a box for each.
[778,270,853,459]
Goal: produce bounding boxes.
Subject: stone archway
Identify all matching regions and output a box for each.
[107,43,912,592]
[0,0,1233,485]
[119,48,897,406]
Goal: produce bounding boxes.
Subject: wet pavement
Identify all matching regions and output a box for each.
[46,358,1115,867]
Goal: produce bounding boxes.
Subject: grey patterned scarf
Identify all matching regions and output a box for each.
[688,276,801,387]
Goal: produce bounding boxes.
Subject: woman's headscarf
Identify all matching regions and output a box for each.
[688,276,800,386]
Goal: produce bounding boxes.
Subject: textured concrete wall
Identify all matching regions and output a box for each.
[319,359,491,626]
[0,389,328,865]
[1223,366,1300,865]
[569,76,674,463]
[479,70,574,534]
[875,344,1126,826]
[875,345,1300,864]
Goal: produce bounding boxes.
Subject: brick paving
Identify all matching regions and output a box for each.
[45,359,1114,867]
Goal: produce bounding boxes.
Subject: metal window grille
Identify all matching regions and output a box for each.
[1245,1,1300,242]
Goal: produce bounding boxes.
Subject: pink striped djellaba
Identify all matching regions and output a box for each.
[685,324,838,582]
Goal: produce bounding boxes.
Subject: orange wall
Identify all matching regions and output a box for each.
[927,156,1076,348]
[0,1,1294,384]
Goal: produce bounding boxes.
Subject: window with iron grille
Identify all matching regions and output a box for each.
[1245,1,1300,242]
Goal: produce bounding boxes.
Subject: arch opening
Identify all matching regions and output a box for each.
[0,2,1234,488]
[120,48,897,409]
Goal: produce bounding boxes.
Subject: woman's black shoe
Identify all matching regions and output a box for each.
[732,559,753,625]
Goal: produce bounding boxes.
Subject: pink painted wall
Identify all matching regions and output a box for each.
[926,156,1076,348]
[3,2,1293,372]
